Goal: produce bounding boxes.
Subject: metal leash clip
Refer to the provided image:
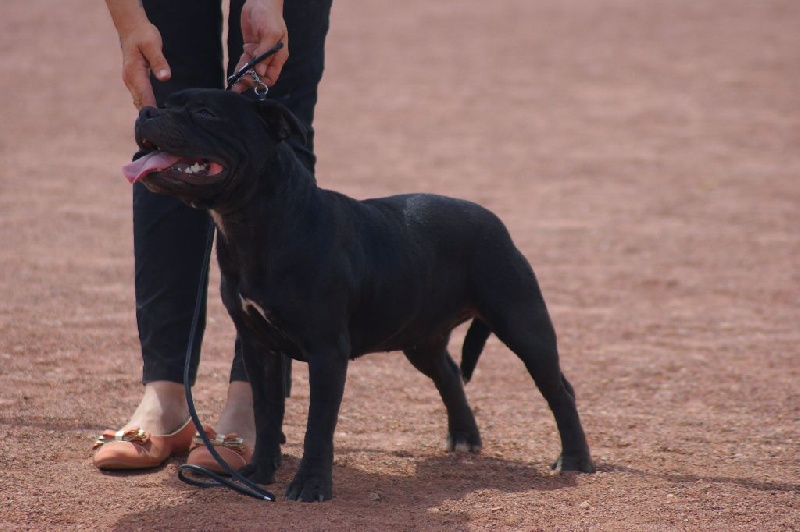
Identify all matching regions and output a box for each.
[247,70,269,100]
[225,41,284,100]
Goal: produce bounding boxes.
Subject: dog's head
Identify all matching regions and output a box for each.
[123,88,306,208]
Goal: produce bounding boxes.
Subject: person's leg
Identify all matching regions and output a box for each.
[124,0,225,435]
[210,0,333,443]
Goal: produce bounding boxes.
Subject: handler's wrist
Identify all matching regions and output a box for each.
[105,0,151,37]
[245,0,284,8]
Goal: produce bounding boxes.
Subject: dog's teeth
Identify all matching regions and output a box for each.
[182,162,210,175]
[174,161,211,175]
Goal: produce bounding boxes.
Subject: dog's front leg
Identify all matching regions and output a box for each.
[238,337,286,484]
[285,349,348,502]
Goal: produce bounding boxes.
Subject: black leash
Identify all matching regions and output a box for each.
[176,42,284,501]
[176,222,275,501]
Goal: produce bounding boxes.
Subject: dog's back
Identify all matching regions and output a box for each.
[319,191,531,357]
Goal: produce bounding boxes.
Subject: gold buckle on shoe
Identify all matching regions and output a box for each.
[193,432,244,453]
[92,428,150,450]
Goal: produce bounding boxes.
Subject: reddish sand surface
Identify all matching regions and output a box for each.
[1,0,798,529]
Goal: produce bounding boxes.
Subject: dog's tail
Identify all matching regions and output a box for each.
[460,319,492,384]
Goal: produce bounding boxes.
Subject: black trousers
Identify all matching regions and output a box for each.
[135,0,332,385]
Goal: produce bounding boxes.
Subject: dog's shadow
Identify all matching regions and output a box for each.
[330,445,579,501]
[110,449,579,529]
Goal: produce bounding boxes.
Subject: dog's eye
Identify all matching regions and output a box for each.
[196,108,217,118]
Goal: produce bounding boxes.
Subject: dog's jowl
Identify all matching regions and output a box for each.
[124,89,595,502]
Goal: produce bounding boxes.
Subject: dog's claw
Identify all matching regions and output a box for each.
[445,431,482,453]
[285,474,332,502]
[551,452,596,473]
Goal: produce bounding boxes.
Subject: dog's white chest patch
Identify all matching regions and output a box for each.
[210,210,227,239]
[240,295,274,326]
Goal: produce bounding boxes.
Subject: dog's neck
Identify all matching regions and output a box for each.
[210,141,319,243]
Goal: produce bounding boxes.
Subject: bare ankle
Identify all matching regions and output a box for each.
[225,381,253,405]
[215,381,256,445]
[125,381,190,434]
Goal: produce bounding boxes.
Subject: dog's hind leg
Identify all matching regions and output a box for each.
[472,247,595,472]
[403,337,482,452]
[482,295,595,472]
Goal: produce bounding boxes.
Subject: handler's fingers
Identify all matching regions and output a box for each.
[123,52,159,109]
[250,38,288,84]
[231,44,256,93]
[120,28,170,109]
[127,66,157,109]
[232,42,257,77]
[140,39,171,83]
[262,43,288,87]
[233,39,288,91]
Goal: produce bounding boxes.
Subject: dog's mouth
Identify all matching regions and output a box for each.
[123,139,225,185]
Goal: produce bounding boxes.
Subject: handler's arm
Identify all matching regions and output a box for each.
[105,0,171,109]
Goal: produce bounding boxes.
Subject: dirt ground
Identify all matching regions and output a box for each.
[1,0,798,529]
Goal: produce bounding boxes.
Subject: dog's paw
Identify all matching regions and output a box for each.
[551,452,596,474]
[445,431,482,453]
[285,472,332,502]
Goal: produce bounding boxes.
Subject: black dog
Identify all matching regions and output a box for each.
[124,88,595,502]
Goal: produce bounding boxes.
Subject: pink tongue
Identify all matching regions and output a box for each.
[122,151,184,184]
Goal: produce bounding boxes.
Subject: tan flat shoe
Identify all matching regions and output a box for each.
[186,426,253,475]
[92,418,195,470]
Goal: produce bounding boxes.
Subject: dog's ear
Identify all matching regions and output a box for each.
[254,99,308,144]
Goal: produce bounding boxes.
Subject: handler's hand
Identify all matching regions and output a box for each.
[232,0,288,93]
[106,0,171,109]
[118,20,171,109]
